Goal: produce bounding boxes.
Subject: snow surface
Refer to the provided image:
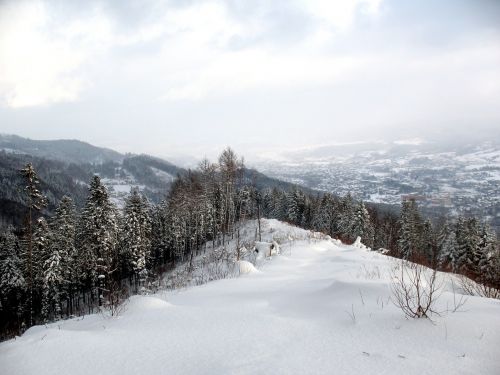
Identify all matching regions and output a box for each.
[237,260,259,275]
[1,219,499,375]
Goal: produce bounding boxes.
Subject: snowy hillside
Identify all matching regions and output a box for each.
[1,220,499,375]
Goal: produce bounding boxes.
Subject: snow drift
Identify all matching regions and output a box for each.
[0,219,499,375]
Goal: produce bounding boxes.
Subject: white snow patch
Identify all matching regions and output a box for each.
[254,241,280,259]
[1,219,499,375]
[237,260,259,275]
[352,236,370,250]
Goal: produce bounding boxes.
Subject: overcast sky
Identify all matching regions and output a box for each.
[0,0,499,162]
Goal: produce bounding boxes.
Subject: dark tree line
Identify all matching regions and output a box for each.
[1,148,499,340]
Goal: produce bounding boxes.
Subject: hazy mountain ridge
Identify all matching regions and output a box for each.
[0,135,308,227]
[0,134,124,164]
[0,136,187,226]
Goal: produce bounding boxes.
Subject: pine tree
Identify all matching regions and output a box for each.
[0,227,26,316]
[43,196,77,320]
[31,217,51,319]
[437,222,457,270]
[477,224,499,288]
[350,201,374,247]
[78,176,118,307]
[218,148,243,239]
[286,189,300,224]
[455,217,481,275]
[338,193,355,240]
[41,238,63,321]
[421,220,436,265]
[121,190,152,291]
[151,200,169,267]
[20,163,47,326]
[398,199,422,260]
[311,194,331,234]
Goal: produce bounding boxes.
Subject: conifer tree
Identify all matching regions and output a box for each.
[32,218,52,320]
[338,193,355,239]
[151,200,170,267]
[455,217,481,274]
[437,222,457,269]
[78,176,117,307]
[398,199,422,260]
[44,196,77,319]
[286,189,301,224]
[121,190,152,291]
[350,201,374,246]
[421,220,436,265]
[20,163,47,326]
[311,194,329,233]
[0,227,25,321]
[477,224,499,287]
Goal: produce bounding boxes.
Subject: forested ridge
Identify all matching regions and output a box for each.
[0,148,499,340]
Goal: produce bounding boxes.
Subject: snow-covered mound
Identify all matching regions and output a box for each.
[124,295,172,314]
[352,235,370,250]
[1,220,499,375]
[254,241,280,259]
[237,260,259,274]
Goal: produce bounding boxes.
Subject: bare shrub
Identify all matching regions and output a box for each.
[448,279,468,313]
[458,275,500,300]
[390,259,443,319]
[102,280,128,317]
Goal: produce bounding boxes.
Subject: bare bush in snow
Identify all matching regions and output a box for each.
[458,275,500,300]
[390,259,443,319]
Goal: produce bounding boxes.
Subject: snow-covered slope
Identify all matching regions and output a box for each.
[1,220,499,375]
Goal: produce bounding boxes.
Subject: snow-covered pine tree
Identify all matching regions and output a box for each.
[150,200,170,267]
[41,238,62,322]
[121,189,152,291]
[372,211,399,251]
[311,194,328,234]
[477,224,499,288]
[350,201,374,247]
[286,189,300,224]
[455,217,481,275]
[338,193,355,240]
[20,163,47,326]
[218,148,243,239]
[275,190,288,221]
[421,220,436,266]
[437,222,458,270]
[77,175,118,307]
[300,194,312,229]
[30,217,51,320]
[398,199,422,260]
[42,196,77,320]
[237,186,253,221]
[0,227,26,323]
[169,211,186,261]
[261,188,273,218]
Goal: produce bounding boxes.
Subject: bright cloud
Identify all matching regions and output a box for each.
[0,1,111,107]
[0,0,385,106]
[0,0,499,157]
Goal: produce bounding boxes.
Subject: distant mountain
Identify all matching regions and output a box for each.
[259,138,498,164]
[0,134,123,164]
[0,134,309,229]
[0,151,91,227]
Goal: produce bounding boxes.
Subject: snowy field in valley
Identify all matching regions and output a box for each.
[1,220,499,375]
